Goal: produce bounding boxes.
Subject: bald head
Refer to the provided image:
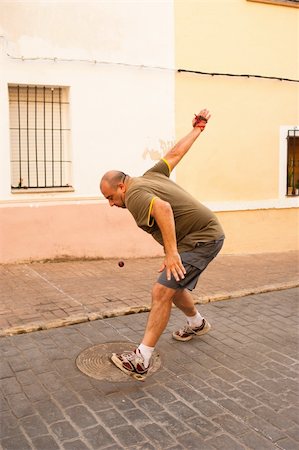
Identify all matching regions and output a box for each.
[100,170,126,192]
[100,170,130,208]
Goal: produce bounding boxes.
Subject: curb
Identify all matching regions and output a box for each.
[1,281,298,337]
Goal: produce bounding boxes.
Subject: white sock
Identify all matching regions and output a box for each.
[137,343,154,368]
[186,311,204,328]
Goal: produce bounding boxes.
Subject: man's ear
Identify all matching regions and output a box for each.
[119,182,126,192]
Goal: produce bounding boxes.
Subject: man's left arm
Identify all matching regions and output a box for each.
[164,109,211,172]
[151,197,186,282]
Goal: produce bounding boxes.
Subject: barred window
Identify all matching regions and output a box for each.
[9,85,72,191]
[287,129,299,196]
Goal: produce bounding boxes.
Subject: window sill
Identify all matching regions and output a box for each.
[11,187,74,194]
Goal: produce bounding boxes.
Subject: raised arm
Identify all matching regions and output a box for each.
[164,109,211,172]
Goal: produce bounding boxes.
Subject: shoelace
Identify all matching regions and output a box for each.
[121,350,144,365]
[178,324,194,336]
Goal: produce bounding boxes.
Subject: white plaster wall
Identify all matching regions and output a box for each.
[0,0,175,202]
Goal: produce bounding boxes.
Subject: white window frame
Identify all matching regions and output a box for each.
[9,84,72,193]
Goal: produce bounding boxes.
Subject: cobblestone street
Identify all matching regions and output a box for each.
[1,288,298,449]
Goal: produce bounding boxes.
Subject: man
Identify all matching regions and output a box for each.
[100,109,224,381]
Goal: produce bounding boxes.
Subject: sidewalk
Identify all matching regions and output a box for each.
[0,288,298,449]
[0,251,298,336]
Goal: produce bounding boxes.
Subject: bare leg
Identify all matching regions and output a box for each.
[172,288,198,317]
[141,283,176,347]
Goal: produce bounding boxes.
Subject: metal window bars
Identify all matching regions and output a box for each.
[287,128,299,196]
[9,85,71,190]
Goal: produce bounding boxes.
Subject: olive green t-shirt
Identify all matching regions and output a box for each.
[125,159,224,253]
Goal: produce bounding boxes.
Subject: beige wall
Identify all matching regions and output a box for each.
[175,0,298,202]
[0,202,162,263]
[1,203,298,264]
[0,1,175,263]
[175,0,297,76]
[174,0,299,253]
[0,1,298,263]
[176,75,297,202]
[218,208,299,254]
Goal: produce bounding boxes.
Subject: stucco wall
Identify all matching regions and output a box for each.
[0,202,162,263]
[0,1,298,263]
[174,0,299,254]
[175,75,297,202]
[174,0,298,202]
[1,203,298,263]
[0,1,175,202]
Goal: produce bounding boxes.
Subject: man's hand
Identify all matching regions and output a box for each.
[163,108,211,172]
[192,108,211,130]
[158,252,186,282]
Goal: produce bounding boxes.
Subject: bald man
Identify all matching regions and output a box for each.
[100,109,225,381]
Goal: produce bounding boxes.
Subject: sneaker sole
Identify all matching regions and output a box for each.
[110,353,147,381]
[172,321,211,342]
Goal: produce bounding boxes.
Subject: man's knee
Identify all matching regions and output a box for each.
[152,282,176,303]
[173,287,187,301]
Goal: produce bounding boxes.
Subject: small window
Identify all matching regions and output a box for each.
[9,85,72,191]
[287,129,299,196]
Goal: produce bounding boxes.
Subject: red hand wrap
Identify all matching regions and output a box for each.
[193,114,208,130]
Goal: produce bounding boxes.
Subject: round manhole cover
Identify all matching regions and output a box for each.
[76,342,161,382]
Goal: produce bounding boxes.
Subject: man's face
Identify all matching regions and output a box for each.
[101,180,126,208]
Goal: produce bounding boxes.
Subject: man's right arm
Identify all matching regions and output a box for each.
[150,197,186,282]
[163,109,210,172]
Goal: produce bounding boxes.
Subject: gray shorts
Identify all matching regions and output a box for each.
[157,238,224,291]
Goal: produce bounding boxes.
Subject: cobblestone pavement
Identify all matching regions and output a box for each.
[0,288,298,450]
[0,251,298,335]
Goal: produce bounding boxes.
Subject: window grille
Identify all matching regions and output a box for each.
[9,85,72,190]
[287,128,299,196]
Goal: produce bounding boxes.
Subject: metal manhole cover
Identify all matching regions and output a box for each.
[76,342,161,382]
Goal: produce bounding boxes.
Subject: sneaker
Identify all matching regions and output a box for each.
[111,349,150,381]
[172,318,211,342]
